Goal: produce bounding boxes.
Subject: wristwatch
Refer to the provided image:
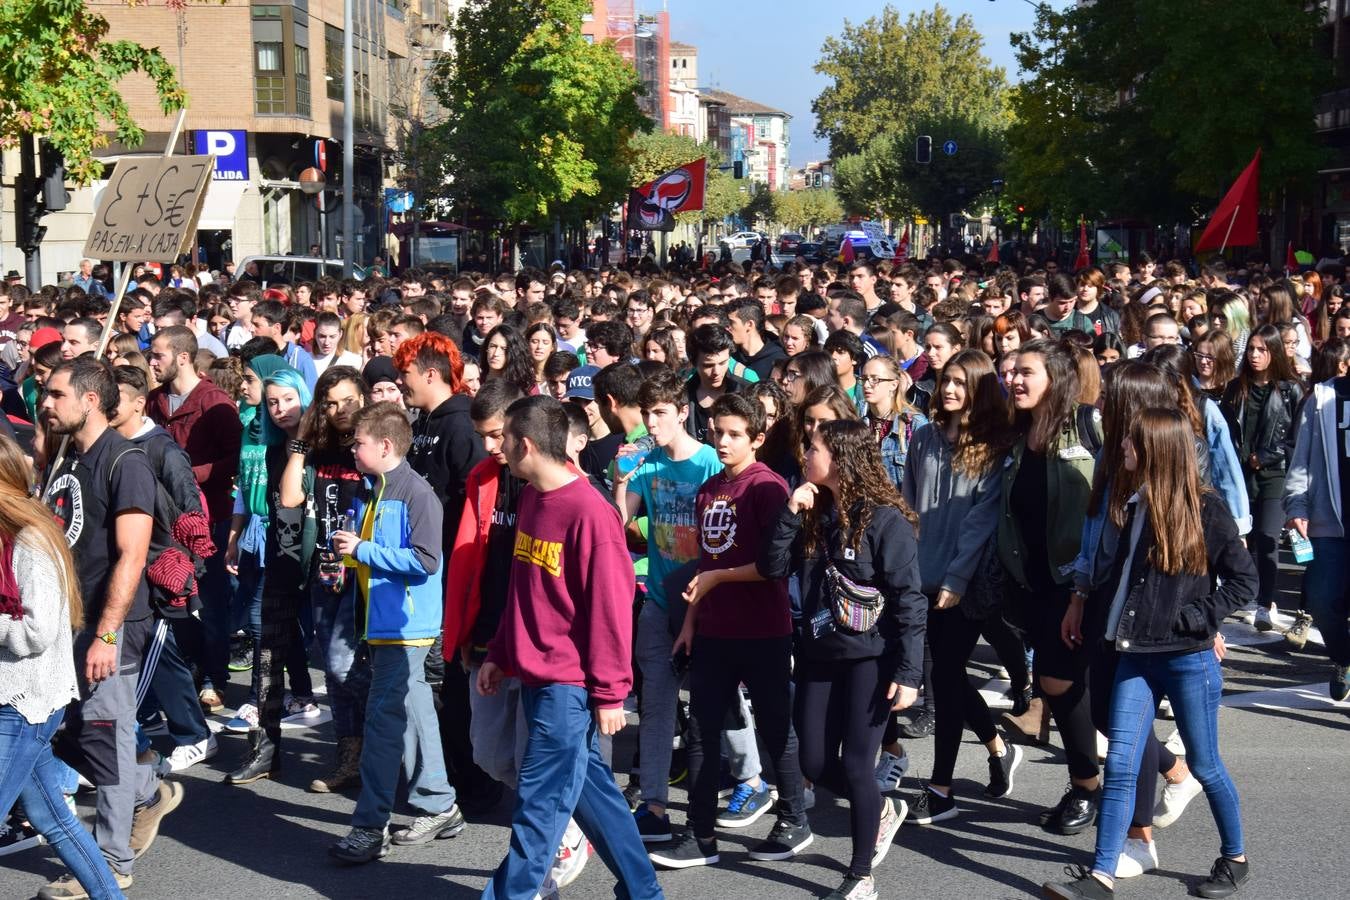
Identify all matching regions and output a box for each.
[97,631,117,646]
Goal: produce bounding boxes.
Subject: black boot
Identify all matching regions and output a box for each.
[226,729,280,785]
[1046,784,1100,836]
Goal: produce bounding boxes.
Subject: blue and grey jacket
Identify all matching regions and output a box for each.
[1199,390,1252,535]
[351,460,444,642]
[1283,379,1345,538]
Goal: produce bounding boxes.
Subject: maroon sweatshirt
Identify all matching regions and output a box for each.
[486,475,635,709]
[147,377,242,523]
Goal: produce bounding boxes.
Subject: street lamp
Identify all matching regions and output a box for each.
[298,167,328,259]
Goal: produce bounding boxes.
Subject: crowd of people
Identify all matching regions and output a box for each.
[0,247,1347,900]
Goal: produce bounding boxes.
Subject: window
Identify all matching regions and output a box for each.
[254,41,286,113]
[326,25,343,100]
[756,120,767,139]
[294,44,311,116]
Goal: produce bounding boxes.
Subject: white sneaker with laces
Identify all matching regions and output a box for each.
[225,703,259,733]
[1254,604,1275,632]
[163,735,219,774]
[1114,837,1159,878]
[873,750,909,792]
[1153,772,1203,828]
[281,695,322,726]
[871,797,907,868]
[549,818,590,888]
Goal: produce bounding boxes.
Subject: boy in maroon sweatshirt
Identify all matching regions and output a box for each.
[478,395,663,900]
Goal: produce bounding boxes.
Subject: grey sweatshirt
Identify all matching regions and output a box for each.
[900,423,1002,596]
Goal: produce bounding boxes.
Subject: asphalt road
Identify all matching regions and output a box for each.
[3,569,1346,900]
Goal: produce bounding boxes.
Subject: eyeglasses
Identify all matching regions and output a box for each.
[862,376,897,386]
[1191,351,1215,362]
[781,371,801,383]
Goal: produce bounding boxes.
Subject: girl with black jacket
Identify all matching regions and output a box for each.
[759,419,926,900]
[1044,408,1258,900]
[1219,323,1302,630]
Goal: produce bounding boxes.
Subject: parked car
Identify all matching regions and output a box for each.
[235,255,365,288]
[793,241,830,264]
[776,232,805,254]
[720,231,763,250]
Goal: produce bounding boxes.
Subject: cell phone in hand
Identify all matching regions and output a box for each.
[670,648,690,678]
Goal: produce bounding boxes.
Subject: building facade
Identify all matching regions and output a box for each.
[698,89,789,190]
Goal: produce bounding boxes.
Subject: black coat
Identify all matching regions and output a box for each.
[1219,378,1302,471]
[1094,491,1257,655]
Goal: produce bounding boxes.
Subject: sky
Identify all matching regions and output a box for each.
[668,0,1060,166]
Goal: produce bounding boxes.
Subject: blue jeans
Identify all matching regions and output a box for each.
[0,706,125,899]
[198,520,234,691]
[484,684,663,900]
[310,581,371,740]
[353,644,455,829]
[1093,648,1244,877]
[1305,537,1350,667]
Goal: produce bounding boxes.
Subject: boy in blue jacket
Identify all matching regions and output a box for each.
[328,402,464,864]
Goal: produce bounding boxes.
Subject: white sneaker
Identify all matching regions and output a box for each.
[1157,698,1174,720]
[281,695,322,726]
[1254,604,1275,632]
[1153,772,1203,828]
[1164,729,1187,757]
[871,797,907,868]
[1114,837,1159,878]
[164,735,219,774]
[873,750,909,792]
[225,703,259,733]
[549,818,590,888]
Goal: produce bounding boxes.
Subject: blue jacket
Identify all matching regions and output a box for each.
[351,460,444,642]
[1201,396,1251,535]
[1284,379,1346,537]
[875,409,928,489]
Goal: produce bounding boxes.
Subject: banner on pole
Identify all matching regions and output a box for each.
[628,158,707,232]
[84,156,215,261]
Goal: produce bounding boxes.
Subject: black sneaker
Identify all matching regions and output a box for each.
[622,780,642,812]
[1195,857,1250,898]
[1042,865,1115,899]
[905,784,958,825]
[986,743,1024,798]
[898,707,935,738]
[647,830,719,869]
[633,805,672,843]
[228,635,254,672]
[1010,684,1033,717]
[748,818,814,861]
[328,826,390,865]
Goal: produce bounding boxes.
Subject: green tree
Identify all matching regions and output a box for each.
[772,189,842,233]
[812,4,1008,159]
[433,0,648,229]
[0,0,185,183]
[1007,0,1328,225]
[627,129,739,227]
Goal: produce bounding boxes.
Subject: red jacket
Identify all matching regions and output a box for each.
[147,378,242,524]
[442,457,500,659]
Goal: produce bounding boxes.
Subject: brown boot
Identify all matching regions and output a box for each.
[1001,697,1051,746]
[310,736,362,793]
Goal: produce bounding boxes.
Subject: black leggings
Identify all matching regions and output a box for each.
[1088,645,1179,829]
[929,608,999,787]
[1248,494,1284,607]
[880,638,933,746]
[796,656,891,877]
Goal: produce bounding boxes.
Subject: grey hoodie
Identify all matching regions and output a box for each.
[1283,379,1345,537]
[900,423,1001,596]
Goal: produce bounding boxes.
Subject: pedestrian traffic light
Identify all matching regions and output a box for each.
[733,160,744,179]
[40,142,67,212]
[916,135,932,165]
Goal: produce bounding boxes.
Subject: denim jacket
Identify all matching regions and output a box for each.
[874,410,929,489]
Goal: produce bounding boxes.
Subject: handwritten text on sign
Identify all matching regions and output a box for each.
[84,156,214,262]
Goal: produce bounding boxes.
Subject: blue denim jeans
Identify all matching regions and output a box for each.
[1305,537,1350,667]
[353,644,455,829]
[310,581,370,740]
[484,684,663,900]
[1093,648,1244,877]
[0,706,125,899]
[198,519,234,691]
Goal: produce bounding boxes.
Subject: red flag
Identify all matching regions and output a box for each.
[629,158,707,231]
[840,237,855,264]
[1073,219,1090,271]
[987,239,999,263]
[1285,241,1298,273]
[897,227,910,265]
[1193,149,1262,253]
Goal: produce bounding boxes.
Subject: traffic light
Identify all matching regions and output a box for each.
[733,160,744,179]
[916,135,932,165]
[1017,204,1026,214]
[40,142,67,212]
[813,172,822,188]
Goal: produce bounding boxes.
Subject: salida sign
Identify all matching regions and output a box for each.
[84,156,214,261]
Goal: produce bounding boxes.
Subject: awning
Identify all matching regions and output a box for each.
[196,180,248,230]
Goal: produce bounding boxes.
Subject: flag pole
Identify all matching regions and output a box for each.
[1216,205,1239,256]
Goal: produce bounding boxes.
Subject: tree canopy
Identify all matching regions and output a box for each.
[1006,0,1328,224]
[812,4,1008,160]
[0,0,185,183]
[433,0,648,227]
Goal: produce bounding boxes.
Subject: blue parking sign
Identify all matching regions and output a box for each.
[193,130,248,181]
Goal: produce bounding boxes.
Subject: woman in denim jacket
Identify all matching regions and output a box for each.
[861,355,928,490]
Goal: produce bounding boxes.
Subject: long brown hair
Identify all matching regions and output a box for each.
[1090,362,1175,526]
[1012,338,1081,452]
[0,435,81,627]
[794,384,861,471]
[805,419,917,553]
[1130,408,1208,576]
[1234,324,1297,405]
[929,349,1007,476]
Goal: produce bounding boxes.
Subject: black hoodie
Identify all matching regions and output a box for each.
[407,393,486,548]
